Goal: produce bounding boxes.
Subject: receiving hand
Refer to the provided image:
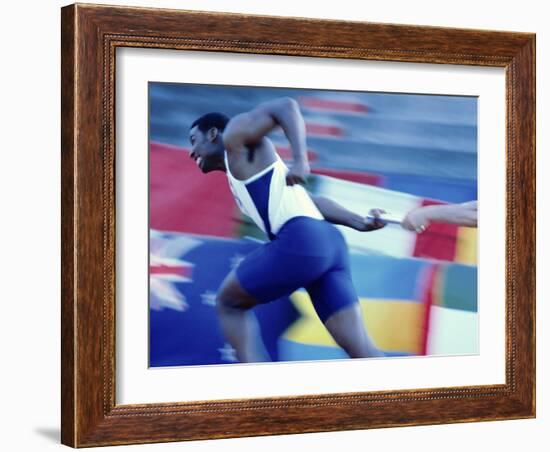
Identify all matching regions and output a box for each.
[401,208,430,233]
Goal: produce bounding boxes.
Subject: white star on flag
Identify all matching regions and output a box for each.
[218,343,238,362]
[200,291,217,307]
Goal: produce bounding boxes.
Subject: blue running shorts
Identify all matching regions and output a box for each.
[235,216,358,323]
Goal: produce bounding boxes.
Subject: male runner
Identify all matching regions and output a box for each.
[188,97,387,362]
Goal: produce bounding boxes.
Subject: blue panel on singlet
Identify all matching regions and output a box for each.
[245,169,275,240]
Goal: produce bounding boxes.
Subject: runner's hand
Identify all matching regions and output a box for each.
[286,160,310,186]
[359,208,387,231]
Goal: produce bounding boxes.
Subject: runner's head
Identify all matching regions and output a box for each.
[189,112,229,173]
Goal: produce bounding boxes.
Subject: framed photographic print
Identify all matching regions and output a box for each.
[61,3,535,447]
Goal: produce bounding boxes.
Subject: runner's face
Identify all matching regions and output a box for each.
[189,126,223,173]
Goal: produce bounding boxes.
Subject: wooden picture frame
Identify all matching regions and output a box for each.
[61,3,535,447]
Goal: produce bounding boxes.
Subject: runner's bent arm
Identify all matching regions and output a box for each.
[310,194,386,232]
[223,97,309,185]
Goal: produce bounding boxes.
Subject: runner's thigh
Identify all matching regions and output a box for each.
[235,242,331,303]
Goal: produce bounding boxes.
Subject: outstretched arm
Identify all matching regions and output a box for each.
[402,201,478,232]
[311,194,386,232]
[223,97,309,185]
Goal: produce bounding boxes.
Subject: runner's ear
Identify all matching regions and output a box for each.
[207,127,219,142]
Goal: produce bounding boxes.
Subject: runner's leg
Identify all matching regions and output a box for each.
[306,269,383,358]
[324,302,383,358]
[219,236,329,363]
[216,269,270,363]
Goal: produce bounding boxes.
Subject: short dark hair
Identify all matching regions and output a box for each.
[190,112,230,133]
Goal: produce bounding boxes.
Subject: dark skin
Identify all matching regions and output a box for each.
[189,97,386,362]
[189,97,386,232]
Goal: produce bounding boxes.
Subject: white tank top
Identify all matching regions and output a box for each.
[224,151,323,239]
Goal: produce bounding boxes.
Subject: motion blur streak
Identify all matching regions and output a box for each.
[149,84,478,366]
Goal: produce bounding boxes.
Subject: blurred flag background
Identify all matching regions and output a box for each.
[149,83,478,367]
